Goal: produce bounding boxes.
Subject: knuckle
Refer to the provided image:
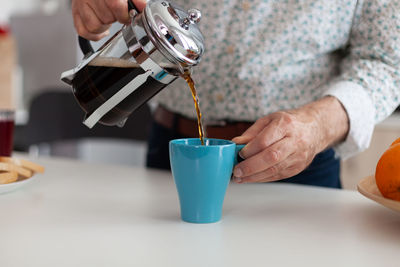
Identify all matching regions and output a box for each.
[284,113,294,123]
[85,19,100,33]
[282,113,294,127]
[274,112,293,130]
[271,113,292,137]
[267,165,279,175]
[237,163,251,177]
[297,136,306,145]
[275,125,285,138]
[107,0,125,12]
[264,149,280,163]
[277,172,287,180]
[293,133,307,149]
[268,174,282,182]
[299,151,308,162]
[286,164,298,173]
[106,0,118,10]
[270,149,280,162]
[241,164,253,177]
[288,164,304,176]
[258,116,269,124]
[102,15,115,24]
[75,23,87,37]
[259,138,270,150]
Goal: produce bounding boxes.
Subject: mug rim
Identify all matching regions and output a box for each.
[169,138,236,147]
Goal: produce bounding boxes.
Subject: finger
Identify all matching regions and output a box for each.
[233,156,291,183]
[133,0,147,12]
[74,12,109,41]
[239,118,287,159]
[105,0,130,25]
[255,156,307,183]
[80,2,111,34]
[233,137,293,179]
[234,153,303,184]
[91,0,116,24]
[232,116,273,144]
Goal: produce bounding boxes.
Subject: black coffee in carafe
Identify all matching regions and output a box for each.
[72,57,168,126]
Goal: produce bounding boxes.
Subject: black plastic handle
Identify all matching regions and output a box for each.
[78,0,139,56]
[78,35,94,55]
[128,0,140,13]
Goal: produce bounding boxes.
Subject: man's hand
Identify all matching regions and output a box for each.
[232,96,349,183]
[71,0,147,41]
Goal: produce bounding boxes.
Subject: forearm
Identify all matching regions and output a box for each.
[319,0,400,159]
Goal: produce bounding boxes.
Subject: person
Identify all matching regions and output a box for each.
[71,0,400,188]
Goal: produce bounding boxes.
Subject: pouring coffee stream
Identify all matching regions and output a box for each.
[183,72,205,145]
[61,0,206,144]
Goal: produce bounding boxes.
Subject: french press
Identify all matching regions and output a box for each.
[60,0,204,128]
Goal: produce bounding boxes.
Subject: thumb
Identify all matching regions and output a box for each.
[232,135,252,144]
[232,117,272,144]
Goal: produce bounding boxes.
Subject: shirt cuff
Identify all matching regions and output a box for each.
[322,80,375,159]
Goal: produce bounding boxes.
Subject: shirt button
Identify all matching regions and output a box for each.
[216,93,224,102]
[226,45,235,54]
[242,1,251,11]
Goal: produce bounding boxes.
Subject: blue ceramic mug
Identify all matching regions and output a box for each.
[169,138,244,223]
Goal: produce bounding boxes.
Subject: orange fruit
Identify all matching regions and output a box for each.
[375,143,400,201]
[390,137,400,147]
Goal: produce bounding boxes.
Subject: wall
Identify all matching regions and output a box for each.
[0,0,69,24]
[6,0,122,125]
[341,114,400,190]
[4,0,75,124]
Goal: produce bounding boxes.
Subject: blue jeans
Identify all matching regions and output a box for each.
[146,120,341,189]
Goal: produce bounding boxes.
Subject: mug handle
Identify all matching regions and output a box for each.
[78,0,140,56]
[234,144,246,165]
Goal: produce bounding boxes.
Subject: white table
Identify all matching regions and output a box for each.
[0,155,399,267]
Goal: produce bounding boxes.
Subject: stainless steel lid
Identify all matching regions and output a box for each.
[143,0,205,66]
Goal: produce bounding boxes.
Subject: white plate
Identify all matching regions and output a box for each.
[357,175,400,213]
[0,175,37,195]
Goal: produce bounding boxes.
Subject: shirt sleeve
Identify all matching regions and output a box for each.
[322,0,400,159]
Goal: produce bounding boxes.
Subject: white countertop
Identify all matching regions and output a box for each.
[0,155,399,267]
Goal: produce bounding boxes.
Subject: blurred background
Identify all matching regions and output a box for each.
[1,0,151,167]
[1,0,400,189]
